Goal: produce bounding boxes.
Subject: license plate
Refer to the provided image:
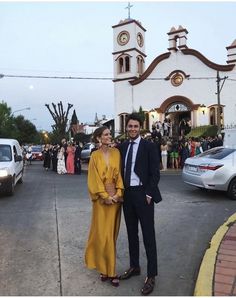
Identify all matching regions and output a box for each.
[188,165,198,172]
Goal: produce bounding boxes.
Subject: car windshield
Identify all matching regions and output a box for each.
[0,144,12,162]
[198,147,236,160]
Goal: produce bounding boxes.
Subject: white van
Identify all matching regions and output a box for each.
[223,128,236,148]
[0,138,24,195]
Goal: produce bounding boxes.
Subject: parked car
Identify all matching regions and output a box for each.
[81,143,95,161]
[0,138,24,195]
[31,146,43,161]
[182,146,236,200]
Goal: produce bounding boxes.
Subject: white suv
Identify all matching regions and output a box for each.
[0,138,24,195]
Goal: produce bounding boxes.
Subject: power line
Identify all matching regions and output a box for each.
[0,73,236,82]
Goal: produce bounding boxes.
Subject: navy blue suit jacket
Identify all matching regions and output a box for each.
[119,138,162,204]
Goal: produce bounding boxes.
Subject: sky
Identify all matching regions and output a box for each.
[0,1,236,132]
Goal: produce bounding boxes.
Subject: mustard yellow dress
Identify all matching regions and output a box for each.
[85,147,124,277]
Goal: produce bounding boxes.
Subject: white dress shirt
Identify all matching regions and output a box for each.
[125,136,142,186]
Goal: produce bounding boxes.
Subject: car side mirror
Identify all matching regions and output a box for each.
[15,155,23,162]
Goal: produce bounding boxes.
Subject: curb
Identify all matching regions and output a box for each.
[194,213,236,296]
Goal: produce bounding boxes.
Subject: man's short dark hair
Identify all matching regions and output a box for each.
[126,112,143,127]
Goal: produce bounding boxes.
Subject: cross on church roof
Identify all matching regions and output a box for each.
[125,2,133,19]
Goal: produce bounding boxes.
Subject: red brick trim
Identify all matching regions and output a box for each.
[129,52,171,85]
[182,48,235,71]
[155,95,199,113]
[112,48,146,57]
[113,76,137,82]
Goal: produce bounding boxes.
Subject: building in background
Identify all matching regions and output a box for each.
[112,18,236,136]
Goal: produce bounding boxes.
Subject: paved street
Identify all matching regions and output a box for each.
[0,162,235,296]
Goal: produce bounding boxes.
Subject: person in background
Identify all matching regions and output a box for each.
[42,144,51,170]
[66,142,76,174]
[26,144,33,165]
[85,126,124,287]
[57,147,67,175]
[51,144,59,172]
[160,139,168,171]
[74,142,82,175]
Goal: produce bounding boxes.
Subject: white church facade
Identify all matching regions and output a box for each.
[112,18,236,136]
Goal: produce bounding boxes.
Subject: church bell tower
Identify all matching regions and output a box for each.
[112,11,146,81]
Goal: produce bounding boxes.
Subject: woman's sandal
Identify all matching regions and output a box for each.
[109,276,120,287]
[100,274,108,282]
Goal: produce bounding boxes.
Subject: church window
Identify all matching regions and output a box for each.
[209,106,224,127]
[167,103,189,113]
[125,56,130,71]
[118,57,124,73]
[137,55,144,75]
[117,54,131,74]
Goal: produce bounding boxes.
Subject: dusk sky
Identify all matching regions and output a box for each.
[0,1,236,131]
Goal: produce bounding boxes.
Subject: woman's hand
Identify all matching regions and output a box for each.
[104,197,115,205]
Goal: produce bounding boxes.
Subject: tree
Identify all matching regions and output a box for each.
[0,101,39,143]
[13,115,39,144]
[45,101,73,142]
[0,101,14,137]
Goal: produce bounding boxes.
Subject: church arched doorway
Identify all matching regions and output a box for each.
[156,96,200,137]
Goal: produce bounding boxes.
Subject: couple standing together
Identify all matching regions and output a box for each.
[85,113,162,295]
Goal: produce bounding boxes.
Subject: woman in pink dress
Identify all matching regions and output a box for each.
[66,143,75,174]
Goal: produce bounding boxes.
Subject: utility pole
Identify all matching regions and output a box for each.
[216,71,228,134]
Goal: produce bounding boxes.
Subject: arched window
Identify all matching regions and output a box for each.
[137,55,144,75]
[210,107,216,125]
[118,57,124,73]
[117,54,131,74]
[209,105,224,127]
[125,56,130,72]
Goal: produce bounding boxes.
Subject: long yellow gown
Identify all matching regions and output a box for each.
[85,147,124,277]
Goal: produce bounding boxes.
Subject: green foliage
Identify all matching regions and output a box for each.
[0,101,39,144]
[132,106,145,128]
[186,125,218,138]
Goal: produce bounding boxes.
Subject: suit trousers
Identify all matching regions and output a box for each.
[123,187,158,277]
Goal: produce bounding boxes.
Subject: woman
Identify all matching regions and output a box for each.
[66,142,75,174]
[57,147,67,174]
[42,144,51,170]
[160,139,168,170]
[85,126,124,287]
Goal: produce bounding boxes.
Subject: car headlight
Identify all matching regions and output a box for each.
[0,169,9,177]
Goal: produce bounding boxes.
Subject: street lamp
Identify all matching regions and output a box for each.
[12,107,31,115]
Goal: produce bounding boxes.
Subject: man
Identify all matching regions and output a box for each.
[118,113,162,295]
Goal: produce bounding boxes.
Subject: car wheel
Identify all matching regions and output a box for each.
[227,178,236,200]
[18,175,23,184]
[6,177,15,196]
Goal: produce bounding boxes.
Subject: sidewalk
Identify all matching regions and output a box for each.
[194,213,236,296]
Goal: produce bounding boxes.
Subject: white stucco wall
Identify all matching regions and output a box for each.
[114,49,236,134]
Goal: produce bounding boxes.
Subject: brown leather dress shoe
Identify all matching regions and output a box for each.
[119,267,141,280]
[141,277,155,295]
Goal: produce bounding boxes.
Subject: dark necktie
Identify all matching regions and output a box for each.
[125,141,134,187]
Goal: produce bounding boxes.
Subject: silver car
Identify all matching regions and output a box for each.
[182,147,236,200]
[81,143,95,161]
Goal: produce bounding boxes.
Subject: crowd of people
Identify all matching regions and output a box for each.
[149,119,223,171]
[23,139,83,175]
